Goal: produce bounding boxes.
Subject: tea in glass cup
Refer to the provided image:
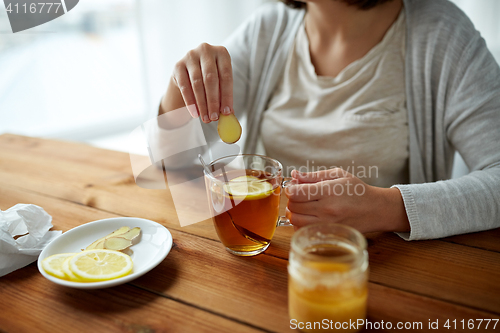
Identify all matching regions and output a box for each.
[288,223,368,332]
[204,154,293,256]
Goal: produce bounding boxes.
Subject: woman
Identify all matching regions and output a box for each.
[158,0,500,240]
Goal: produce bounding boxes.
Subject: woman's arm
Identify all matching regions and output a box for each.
[395,42,500,240]
[150,4,267,169]
[285,11,500,239]
[156,77,192,130]
[159,76,185,115]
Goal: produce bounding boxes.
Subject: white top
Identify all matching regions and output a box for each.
[260,10,408,188]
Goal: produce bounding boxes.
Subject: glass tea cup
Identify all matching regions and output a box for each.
[288,223,369,332]
[204,154,294,256]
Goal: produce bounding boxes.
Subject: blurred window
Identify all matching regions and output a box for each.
[451,0,500,64]
[0,0,146,141]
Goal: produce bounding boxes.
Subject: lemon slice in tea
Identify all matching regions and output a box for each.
[68,249,133,282]
[223,175,274,200]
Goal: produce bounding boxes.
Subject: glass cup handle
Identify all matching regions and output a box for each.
[277,216,292,227]
[277,178,296,227]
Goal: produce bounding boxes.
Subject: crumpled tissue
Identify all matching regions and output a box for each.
[0,204,62,277]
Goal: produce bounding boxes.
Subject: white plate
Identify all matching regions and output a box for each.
[37,217,173,289]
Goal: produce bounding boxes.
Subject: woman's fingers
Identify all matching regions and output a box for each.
[172,43,233,122]
[200,47,220,121]
[286,178,358,202]
[172,64,198,118]
[173,43,234,123]
[291,168,352,183]
[216,46,233,115]
[185,52,210,123]
[285,183,325,202]
[286,208,320,228]
[287,200,319,215]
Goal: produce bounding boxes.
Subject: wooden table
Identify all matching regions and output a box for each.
[0,133,499,333]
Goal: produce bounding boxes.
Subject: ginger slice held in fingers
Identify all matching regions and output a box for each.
[217,113,242,144]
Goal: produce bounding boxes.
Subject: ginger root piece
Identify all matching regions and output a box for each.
[108,226,131,237]
[86,226,130,250]
[86,238,106,250]
[120,227,141,241]
[217,113,242,144]
[104,237,133,251]
[85,226,141,252]
[94,240,105,250]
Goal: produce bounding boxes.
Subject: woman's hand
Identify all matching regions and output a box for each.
[162,43,234,123]
[285,169,410,234]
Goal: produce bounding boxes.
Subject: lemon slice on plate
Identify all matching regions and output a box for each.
[62,256,81,282]
[223,175,274,200]
[68,249,133,282]
[41,253,77,279]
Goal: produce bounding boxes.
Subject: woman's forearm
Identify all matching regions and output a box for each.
[157,77,192,130]
[159,77,185,115]
[380,187,411,233]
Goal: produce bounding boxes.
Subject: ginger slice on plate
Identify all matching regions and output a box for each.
[86,226,130,250]
[104,237,132,251]
[85,226,141,252]
[120,227,141,241]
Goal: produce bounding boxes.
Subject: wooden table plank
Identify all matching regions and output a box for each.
[0,133,131,172]
[367,283,500,332]
[2,183,499,333]
[0,264,262,333]
[444,229,500,253]
[2,134,500,312]
[0,184,292,333]
[0,134,294,259]
[1,133,499,254]
[1,133,498,270]
[2,134,500,332]
[367,232,500,314]
[2,147,500,316]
